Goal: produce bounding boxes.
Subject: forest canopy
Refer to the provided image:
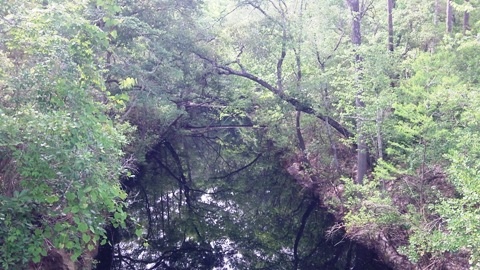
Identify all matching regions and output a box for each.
[1,0,480,269]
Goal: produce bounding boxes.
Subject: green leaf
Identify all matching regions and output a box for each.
[54,223,63,232]
[70,252,81,262]
[110,30,117,40]
[32,256,41,263]
[34,229,43,236]
[82,233,91,244]
[66,192,76,202]
[66,241,74,249]
[45,195,59,204]
[77,222,88,233]
[44,229,52,238]
[119,77,136,90]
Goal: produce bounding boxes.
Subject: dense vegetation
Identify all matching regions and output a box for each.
[1,0,480,269]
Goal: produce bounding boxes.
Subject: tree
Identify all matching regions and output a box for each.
[97,1,391,269]
[464,0,471,33]
[346,0,369,185]
[3,0,480,269]
[107,0,480,268]
[388,0,395,51]
[0,1,129,268]
[447,0,454,33]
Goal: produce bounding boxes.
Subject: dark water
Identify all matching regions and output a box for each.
[94,141,391,270]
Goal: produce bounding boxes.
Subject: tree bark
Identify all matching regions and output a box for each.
[349,0,361,46]
[373,231,415,270]
[463,0,470,34]
[348,0,368,184]
[446,0,453,33]
[387,0,394,52]
[434,0,439,25]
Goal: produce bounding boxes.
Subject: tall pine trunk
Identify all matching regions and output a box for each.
[387,0,394,52]
[348,0,367,184]
[434,0,439,25]
[464,0,470,34]
[446,0,453,33]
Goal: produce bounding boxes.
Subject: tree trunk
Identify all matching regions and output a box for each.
[350,0,361,46]
[387,0,394,52]
[434,0,439,25]
[355,105,368,185]
[372,231,415,270]
[446,0,453,33]
[463,0,470,34]
[348,0,368,185]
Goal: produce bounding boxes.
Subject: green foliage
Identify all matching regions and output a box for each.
[373,36,480,265]
[0,0,130,268]
[0,190,44,267]
[3,0,480,268]
[344,176,403,231]
[108,0,480,268]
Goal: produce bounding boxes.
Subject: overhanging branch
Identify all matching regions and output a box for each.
[195,53,353,139]
[183,124,266,132]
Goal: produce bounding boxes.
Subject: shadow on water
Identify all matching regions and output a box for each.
[94,141,391,270]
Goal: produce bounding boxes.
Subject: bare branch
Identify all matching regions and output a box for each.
[315,31,345,70]
[246,1,281,26]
